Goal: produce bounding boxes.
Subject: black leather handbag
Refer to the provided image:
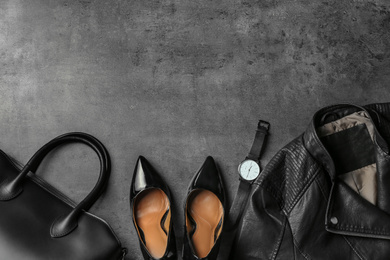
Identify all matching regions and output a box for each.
[0,132,126,260]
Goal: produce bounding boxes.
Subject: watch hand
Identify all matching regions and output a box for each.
[247,165,253,178]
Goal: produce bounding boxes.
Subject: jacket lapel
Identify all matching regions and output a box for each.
[303,103,390,239]
[375,144,390,214]
[326,179,390,240]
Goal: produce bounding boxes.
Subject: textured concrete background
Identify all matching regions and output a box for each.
[1,0,390,259]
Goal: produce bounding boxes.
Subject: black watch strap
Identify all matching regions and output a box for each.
[229,120,269,227]
[218,120,270,260]
[226,180,251,228]
[247,120,270,161]
[218,180,252,260]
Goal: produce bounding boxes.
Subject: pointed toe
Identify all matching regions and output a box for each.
[130,156,148,199]
[188,156,224,204]
[130,156,177,260]
[183,156,226,260]
[130,156,170,200]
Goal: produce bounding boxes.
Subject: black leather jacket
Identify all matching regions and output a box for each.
[230,103,390,260]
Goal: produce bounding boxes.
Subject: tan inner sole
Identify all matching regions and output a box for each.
[187,189,223,258]
[134,188,170,259]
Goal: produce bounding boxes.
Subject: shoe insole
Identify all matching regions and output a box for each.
[188,189,223,258]
[135,188,170,259]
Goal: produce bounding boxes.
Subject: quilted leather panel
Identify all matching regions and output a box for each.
[256,136,320,214]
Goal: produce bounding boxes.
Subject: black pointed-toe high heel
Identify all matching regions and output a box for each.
[130,156,177,260]
[182,156,226,260]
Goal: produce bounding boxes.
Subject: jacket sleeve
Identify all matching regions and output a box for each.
[229,184,295,260]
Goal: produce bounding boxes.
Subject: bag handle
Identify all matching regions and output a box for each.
[0,132,111,238]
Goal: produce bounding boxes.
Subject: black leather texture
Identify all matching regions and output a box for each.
[230,103,390,260]
[247,120,270,161]
[0,132,124,260]
[130,156,177,260]
[183,156,225,260]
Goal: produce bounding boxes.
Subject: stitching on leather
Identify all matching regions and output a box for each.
[252,186,295,260]
[0,178,22,201]
[284,165,321,215]
[50,216,72,238]
[259,145,323,215]
[343,236,364,260]
[328,181,390,236]
[332,225,390,235]
[270,217,287,260]
[261,162,321,216]
[292,236,310,260]
[377,146,390,160]
[327,185,336,224]
[263,185,284,213]
[0,192,20,201]
[314,175,328,202]
[313,173,370,260]
[286,218,297,260]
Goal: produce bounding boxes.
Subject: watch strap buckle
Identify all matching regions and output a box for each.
[258,120,270,131]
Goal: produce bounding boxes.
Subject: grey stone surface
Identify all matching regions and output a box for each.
[1,0,390,259]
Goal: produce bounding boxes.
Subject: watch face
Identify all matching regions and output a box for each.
[238,159,260,181]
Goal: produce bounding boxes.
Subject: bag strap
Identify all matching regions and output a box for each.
[0,132,111,238]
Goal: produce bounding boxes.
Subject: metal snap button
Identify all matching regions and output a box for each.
[330,217,338,225]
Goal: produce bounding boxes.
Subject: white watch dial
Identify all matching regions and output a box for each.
[239,160,260,181]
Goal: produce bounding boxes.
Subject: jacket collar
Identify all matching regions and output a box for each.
[325,176,390,239]
[303,103,390,239]
[303,103,389,180]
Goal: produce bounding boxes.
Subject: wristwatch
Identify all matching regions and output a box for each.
[238,120,270,182]
[228,120,270,228]
[219,120,270,259]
